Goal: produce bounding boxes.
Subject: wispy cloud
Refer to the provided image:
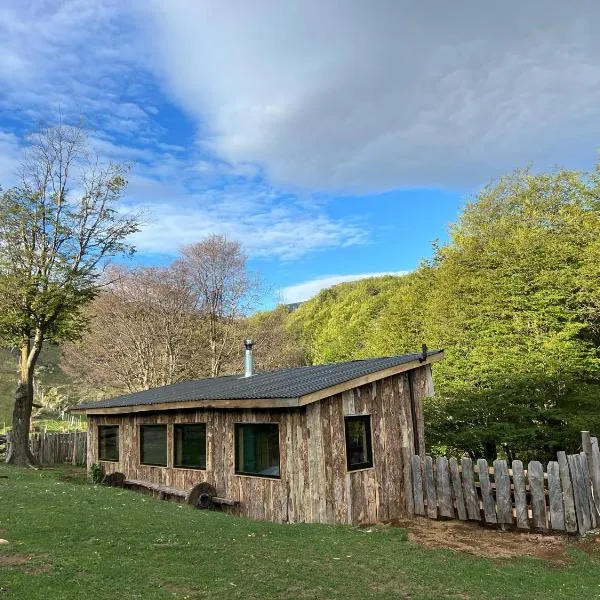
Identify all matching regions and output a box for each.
[280,272,408,304]
[126,179,368,260]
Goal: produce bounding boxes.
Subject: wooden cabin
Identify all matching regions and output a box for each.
[72,348,444,524]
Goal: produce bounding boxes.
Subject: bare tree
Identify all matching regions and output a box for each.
[0,125,139,465]
[177,235,259,377]
[62,265,204,392]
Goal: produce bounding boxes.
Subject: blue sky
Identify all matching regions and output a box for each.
[1,1,599,307]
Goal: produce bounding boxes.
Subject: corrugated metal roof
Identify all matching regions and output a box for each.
[74,351,442,410]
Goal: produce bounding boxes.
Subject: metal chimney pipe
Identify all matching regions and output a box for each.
[244,339,254,377]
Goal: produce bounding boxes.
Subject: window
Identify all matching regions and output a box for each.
[235,423,280,478]
[140,425,167,466]
[344,415,373,471]
[174,423,207,469]
[98,425,119,461]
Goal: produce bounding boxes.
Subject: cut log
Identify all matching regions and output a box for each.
[125,479,187,498]
[187,482,218,509]
[212,496,238,506]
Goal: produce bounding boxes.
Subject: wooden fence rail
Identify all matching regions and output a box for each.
[4,431,87,466]
[410,432,600,535]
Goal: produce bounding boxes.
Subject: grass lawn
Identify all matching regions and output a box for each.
[0,465,599,599]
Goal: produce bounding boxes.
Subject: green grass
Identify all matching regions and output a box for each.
[0,465,599,600]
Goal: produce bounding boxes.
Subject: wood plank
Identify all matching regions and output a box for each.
[461,458,480,521]
[449,457,467,521]
[436,456,454,518]
[547,461,565,531]
[567,453,591,535]
[477,459,496,524]
[125,479,187,498]
[494,459,513,525]
[557,451,578,533]
[590,438,600,522]
[582,431,593,478]
[511,460,529,530]
[411,455,425,516]
[580,452,598,529]
[527,461,547,530]
[402,446,415,517]
[424,455,437,519]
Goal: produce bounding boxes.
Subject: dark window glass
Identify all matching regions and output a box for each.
[140,425,167,466]
[174,423,206,469]
[344,415,373,471]
[235,423,280,478]
[98,425,119,461]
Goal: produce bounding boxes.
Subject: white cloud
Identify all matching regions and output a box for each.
[0,1,157,142]
[280,272,408,304]
[141,0,600,192]
[127,184,367,260]
[0,1,373,263]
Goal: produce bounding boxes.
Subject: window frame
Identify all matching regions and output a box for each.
[344,414,374,472]
[234,422,281,479]
[98,424,120,462]
[139,424,168,467]
[173,422,207,470]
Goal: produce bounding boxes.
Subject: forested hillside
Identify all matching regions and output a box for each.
[290,167,600,461]
[3,165,598,462]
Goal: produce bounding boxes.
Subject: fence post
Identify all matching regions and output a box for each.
[528,461,547,530]
[449,457,467,520]
[436,456,454,518]
[568,454,591,534]
[590,437,600,519]
[411,455,425,516]
[494,459,513,526]
[424,455,437,519]
[477,459,496,524]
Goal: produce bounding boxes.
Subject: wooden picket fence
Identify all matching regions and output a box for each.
[4,431,88,466]
[410,432,600,535]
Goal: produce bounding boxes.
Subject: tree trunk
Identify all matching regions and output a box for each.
[6,342,40,467]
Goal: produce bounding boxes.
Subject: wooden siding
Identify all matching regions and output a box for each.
[88,365,432,524]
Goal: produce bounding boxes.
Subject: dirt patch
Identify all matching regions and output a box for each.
[0,554,30,567]
[0,553,52,573]
[161,583,201,598]
[389,517,592,565]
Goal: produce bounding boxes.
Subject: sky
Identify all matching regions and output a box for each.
[1,1,599,306]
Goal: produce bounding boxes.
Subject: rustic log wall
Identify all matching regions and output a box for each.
[88,365,432,524]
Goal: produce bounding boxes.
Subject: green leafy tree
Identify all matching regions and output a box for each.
[0,125,139,466]
[288,166,600,460]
